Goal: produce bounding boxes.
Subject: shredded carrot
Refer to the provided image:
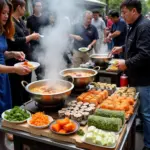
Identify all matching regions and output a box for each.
[29,112,50,126]
[23,61,34,68]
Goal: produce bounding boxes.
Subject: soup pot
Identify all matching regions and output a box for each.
[21,79,74,105]
[90,54,112,69]
[59,67,100,88]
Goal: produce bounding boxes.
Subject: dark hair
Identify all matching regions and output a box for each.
[0,0,15,39]
[33,0,42,8]
[120,0,142,14]
[11,0,25,11]
[108,10,119,18]
[92,10,99,14]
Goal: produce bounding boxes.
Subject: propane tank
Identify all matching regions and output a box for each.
[120,74,128,87]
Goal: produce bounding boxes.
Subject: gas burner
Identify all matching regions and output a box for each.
[71,86,90,96]
[35,101,65,111]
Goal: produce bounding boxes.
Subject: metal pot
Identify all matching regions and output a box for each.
[59,67,100,88]
[21,79,74,105]
[90,54,112,69]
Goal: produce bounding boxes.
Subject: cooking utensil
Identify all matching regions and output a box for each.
[60,67,100,88]
[90,54,112,69]
[21,79,74,105]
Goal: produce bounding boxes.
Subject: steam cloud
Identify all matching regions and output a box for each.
[34,0,85,81]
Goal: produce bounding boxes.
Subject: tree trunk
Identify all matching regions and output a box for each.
[106,0,109,14]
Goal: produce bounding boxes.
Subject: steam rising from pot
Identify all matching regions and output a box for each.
[34,0,85,81]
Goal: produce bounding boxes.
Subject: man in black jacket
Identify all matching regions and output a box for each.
[111,1,150,150]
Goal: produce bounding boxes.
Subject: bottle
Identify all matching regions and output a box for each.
[120,74,128,87]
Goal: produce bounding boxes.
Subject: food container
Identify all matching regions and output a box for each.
[90,54,112,69]
[21,79,74,105]
[60,67,100,88]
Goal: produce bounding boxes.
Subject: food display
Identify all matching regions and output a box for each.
[98,95,135,118]
[30,85,68,94]
[77,89,108,106]
[82,126,117,148]
[58,101,96,124]
[2,106,31,123]
[90,82,116,95]
[27,112,52,128]
[50,117,79,135]
[88,115,122,132]
[94,109,125,124]
[114,87,136,98]
[64,72,93,78]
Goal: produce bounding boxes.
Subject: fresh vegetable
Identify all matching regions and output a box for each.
[77,129,85,136]
[88,115,122,132]
[94,109,125,124]
[51,117,77,134]
[29,112,50,126]
[83,126,117,147]
[4,106,30,121]
[52,123,61,132]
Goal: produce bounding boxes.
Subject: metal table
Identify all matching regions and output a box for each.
[0,101,139,150]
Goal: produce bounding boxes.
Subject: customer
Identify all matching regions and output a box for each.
[106,10,127,58]
[0,0,31,142]
[6,0,40,106]
[92,11,106,53]
[70,11,98,67]
[27,0,49,79]
[111,1,150,150]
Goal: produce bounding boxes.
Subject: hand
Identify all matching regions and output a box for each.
[88,44,92,50]
[14,66,31,75]
[13,51,25,61]
[116,60,127,71]
[111,46,123,55]
[31,33,40,40]
[74,35,83,41]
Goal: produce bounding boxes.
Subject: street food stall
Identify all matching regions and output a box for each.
[0,62,139,150]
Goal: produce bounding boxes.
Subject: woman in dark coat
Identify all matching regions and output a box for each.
[6,0,40,106]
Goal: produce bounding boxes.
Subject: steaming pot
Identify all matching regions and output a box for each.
[60,67,100,88]
[90,54,112,69]
[21,79,74,105]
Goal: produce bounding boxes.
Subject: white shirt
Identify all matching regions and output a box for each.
[92,17,106,39]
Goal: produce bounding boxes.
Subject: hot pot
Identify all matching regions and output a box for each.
[21,79,74,105]
[90,54,112,69]
[59,67,100,88]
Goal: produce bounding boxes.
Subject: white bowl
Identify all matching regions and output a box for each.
[14,61,40,71]
[27,115,53,129]
[78,47,89,52]
[2,109,31,124]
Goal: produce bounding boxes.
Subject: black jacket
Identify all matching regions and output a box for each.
[124,15,150,86]
[7,18,31,66]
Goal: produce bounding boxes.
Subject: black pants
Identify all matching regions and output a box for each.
[9,73,31,107]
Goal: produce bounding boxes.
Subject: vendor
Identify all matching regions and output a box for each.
[70,11,99,67]
[111,1,150,150]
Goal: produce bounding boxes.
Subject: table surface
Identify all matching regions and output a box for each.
[0,101,139,150]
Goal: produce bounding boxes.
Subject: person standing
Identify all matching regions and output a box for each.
[106,10,127,58]
[6,0,40,106]
[111,1,150,150]
[0,0,31,142]
[92,11,106,53]
[27,0,50,79]
[70,11,99,67]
